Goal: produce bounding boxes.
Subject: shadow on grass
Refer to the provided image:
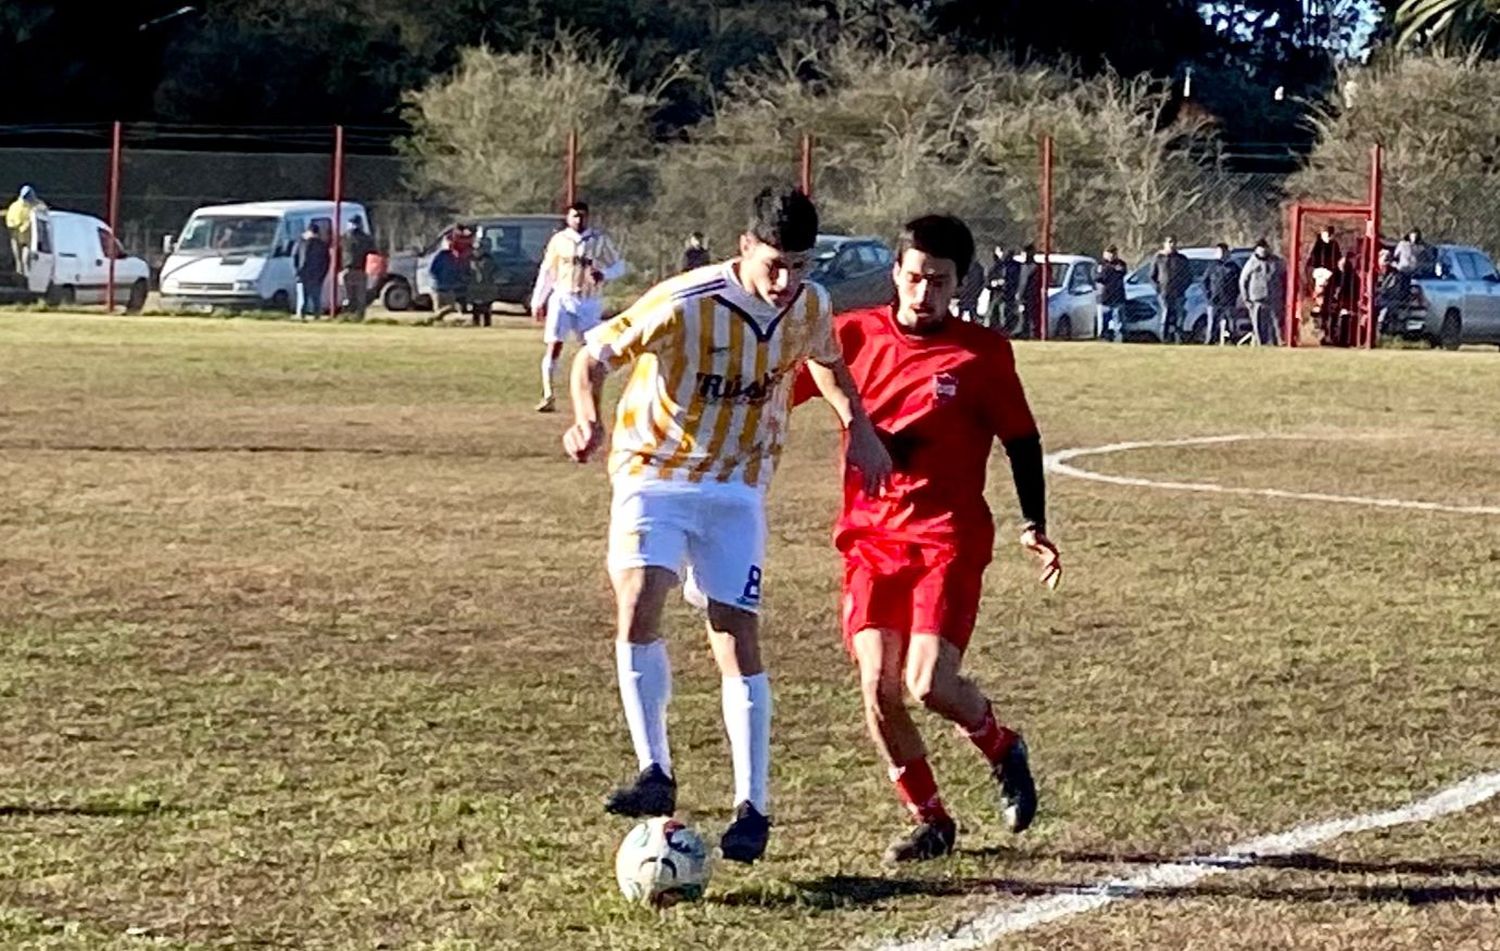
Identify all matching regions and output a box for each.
[0,799,170,818]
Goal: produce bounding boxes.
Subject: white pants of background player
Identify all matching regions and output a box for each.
[540,293,604,402]
[607,476,773,813]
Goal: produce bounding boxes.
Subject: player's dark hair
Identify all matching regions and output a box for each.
[567,200,590,214]
[1217,242,1230,253]
[894,214,975,279]
[747,187,818,252]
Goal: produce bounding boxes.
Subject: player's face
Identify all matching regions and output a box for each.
[567,209,588,232]
[739,235,810,308]
[893,248,958,330]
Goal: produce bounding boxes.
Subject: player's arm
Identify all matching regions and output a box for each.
[985,342,1061,590]
[563,288,679,463]
[804,357,891,496]
[595,235,627,283]
[530,236,559,317]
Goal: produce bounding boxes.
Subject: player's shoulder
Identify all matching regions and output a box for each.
[949,319,1017,362]
[831,305,888,334]
[802,279,833,314]
[626,264,731,316]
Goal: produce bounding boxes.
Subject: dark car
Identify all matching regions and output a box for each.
[382,213,558,312]
[808,235,895,312]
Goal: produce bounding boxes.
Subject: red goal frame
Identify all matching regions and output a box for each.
[1283,146,1384,349]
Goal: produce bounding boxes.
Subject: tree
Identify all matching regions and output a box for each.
[1392,0,1500,52]
[1291,54,1500,250]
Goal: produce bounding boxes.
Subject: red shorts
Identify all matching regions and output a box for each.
[840,536,988,653]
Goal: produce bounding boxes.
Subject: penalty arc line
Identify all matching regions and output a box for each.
[878,433,1500,950]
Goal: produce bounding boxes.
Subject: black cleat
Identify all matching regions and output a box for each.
[604,765,676,818]
[883,816,957,864]
[719,801,771,864]
[993,736,1038,834]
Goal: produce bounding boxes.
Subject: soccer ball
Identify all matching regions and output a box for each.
[614,816,711,907]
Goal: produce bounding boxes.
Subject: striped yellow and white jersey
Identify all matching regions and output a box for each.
[584,262,839,491]
[530,228,623,310]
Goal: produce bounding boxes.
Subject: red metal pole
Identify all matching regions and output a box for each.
[565,129,578,209]
[800,133,814,199]
[330,124,344,319]
[1285,204,1301,347]
[106,120,121,313]
[1367,143,1383,349]
[1039,135,1053,341]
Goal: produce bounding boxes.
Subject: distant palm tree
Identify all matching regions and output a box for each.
[1394,0,1500,51]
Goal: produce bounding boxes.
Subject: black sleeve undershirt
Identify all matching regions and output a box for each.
[1001,433,1047,536]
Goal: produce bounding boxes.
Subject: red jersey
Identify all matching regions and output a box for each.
[801,307,1038,558]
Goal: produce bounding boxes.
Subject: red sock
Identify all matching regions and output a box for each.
[890,756,949,824]
[961,702,1019,766]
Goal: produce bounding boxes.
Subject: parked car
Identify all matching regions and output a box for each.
[808,235,895,312]
[1,208,151,312]
[975,253,1102,340]
[382,214,558,312]
[1385,244,1500,350]
[159,200,371,312]
[1123,246,1254,343]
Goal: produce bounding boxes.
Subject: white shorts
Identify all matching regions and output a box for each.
[608,477,766,613]
[543,294,605,344]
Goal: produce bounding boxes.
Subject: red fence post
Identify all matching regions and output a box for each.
[1039,135,1053,341]
[565,129,579,209]
[106,121,121,313]
[1285,203,1302,347]
[1367,143,1383,349]
[330,124,344,319]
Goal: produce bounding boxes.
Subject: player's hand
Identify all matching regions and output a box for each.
[533,302,547,324]
[1020,527,1062,590]
[563,419,603,463]
[845,420,893,496]
[590,268,606,285]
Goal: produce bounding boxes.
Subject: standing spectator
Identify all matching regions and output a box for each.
[955,257,985,322]
[985,244,1018,332]
[1203,243,1242,345]
[1329,250,1361,347]
[429,234,468,319]
[681,232,711,272]
[1375,247,1412,336]
[1016,244,1041,339]
[1150,236,1191,343]
[340,219,376,320]
[292,222,330,320]
[470,236,499,327]
[1238,239,1285,346]
[5,185,47,276]
[1095,245,1128,342]
[1393,228,1435,276]
[1306,227,1341,286]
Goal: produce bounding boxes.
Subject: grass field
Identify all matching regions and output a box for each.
[1,313,1498,950]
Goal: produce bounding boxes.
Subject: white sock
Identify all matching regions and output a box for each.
[541,351,558,400]
[616,640,672,776]
[722,673,772,812]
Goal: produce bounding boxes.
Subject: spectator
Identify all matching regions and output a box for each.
[955,257,985,321]
[1016,244,1041,339]
[5,185,47,276]
[340,219,376,320]
[1203,243,1242,345]
[681,232,710,272]
[1306,227,1341,285]
[985,244,1019,332]
[470,236,499,327]
[292,223,330,320]
[1150,236,1191,343]
[429,235,469,319]
[1329,250,1361,347]
[1375,247,1412,336]
[1095,245,1128,342]
[1393,228,1436,276]
[1238,239,1285,346]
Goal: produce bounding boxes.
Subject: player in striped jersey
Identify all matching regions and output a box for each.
[563,187,892,863]
[532,201,625,413]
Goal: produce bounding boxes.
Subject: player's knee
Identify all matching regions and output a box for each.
[613,569,671,643]
[861,672,904,718]
[904,664,941,709]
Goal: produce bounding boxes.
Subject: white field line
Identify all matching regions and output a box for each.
[878,433,1500,949]
[879,769,1500,950]
[1044,434,1500,516]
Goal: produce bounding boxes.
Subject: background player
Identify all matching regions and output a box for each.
[532,200,625,413]
[563,187,891,863]
[799,214,1062,863]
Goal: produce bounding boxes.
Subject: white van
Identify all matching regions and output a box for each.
[158,200,370,312]
[1,208,151,311]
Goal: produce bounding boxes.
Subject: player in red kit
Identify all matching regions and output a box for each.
[799,214,1062,863]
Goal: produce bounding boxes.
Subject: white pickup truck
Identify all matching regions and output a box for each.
[1387,244,1500,350]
